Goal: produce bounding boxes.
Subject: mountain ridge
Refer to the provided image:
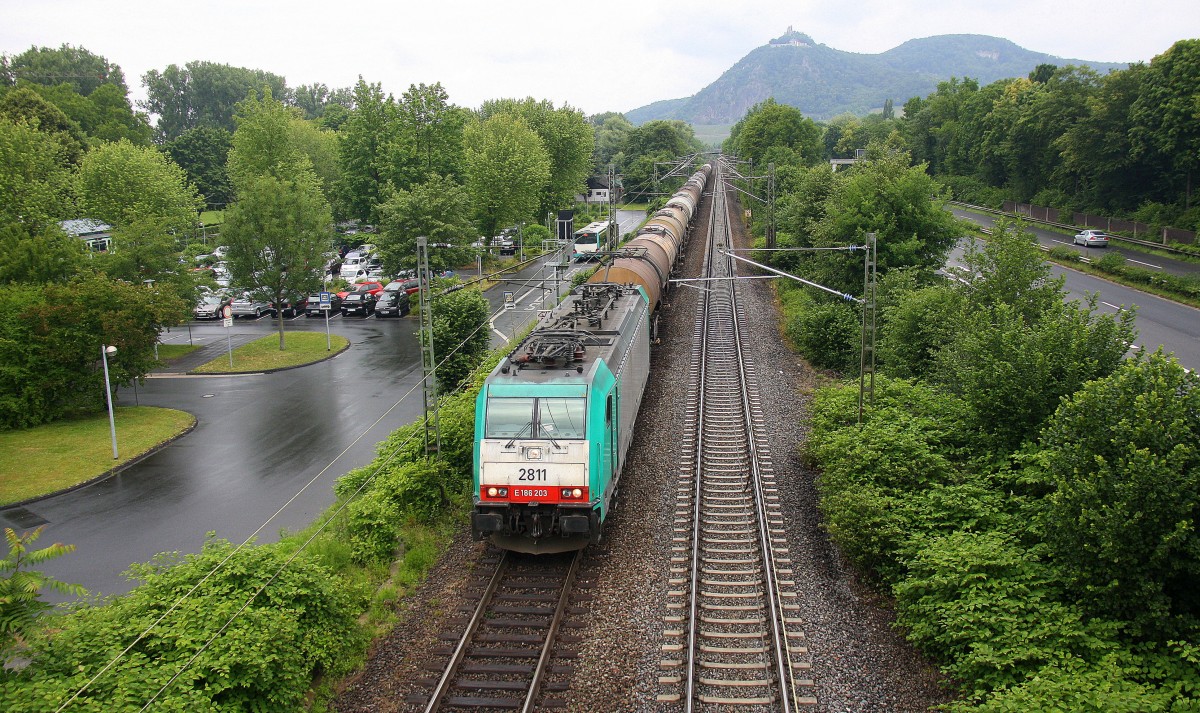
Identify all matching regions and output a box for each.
[624,31,1128,124]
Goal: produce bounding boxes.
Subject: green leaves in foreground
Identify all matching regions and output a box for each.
[1,538,363,713]
[1,527,84,656]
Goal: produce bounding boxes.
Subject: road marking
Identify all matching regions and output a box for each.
[1102,301,1123,310]
[145,373,265,379]
[1126,258,1162,269]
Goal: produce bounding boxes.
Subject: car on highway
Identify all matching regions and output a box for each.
[230,295,274,319]
[305,293,342,317]
[193,291,231,320]
[1073,229,1111,247]
[341,292,376,317]
[375,289,410,318]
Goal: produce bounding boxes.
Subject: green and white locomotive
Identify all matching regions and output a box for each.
[471,283,652,553]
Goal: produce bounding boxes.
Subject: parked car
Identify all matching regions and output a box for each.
[274,296,307,318]
[304,293,342,317]
[193,292,231,320]
[397,278,423,296]
[375,290,411,318]
[340,252,366,279]
[1073,229,1111,247]
[230,295,274,318]
[342,292,376,317]
[336,280,385,299]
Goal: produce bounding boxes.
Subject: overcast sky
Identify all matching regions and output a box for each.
[3,0,1197,116]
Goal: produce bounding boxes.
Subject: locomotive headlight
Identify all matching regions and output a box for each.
[572,488,583,498]
[498,487,508,497]
[525,447,542,460]
[561,488,571,498]
[487,487,498,497]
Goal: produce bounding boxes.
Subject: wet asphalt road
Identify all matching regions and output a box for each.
[3,315,426,600]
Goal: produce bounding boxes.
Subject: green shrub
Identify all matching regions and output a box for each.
[1,539,363,712]
[896,530,1121,700]
[949,655,1179,712]
[1093,250,1126,272]
[783,296,861,372]
[1047,245,1079,261]
[1038,351,1200,637]
[809,377,1007,583]
[346,495,401,564]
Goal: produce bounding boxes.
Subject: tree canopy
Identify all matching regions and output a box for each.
[376,174,476,275]
[141,61,288,141]
[463,114,550,241]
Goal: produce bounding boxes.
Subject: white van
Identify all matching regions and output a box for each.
[340,252,365,279]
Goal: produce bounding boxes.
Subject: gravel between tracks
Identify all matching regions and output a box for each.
[334,187,950,712]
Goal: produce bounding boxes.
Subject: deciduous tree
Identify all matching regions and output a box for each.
[163,126,234,210]
[334,79,396,223]
[222,174,333,348]
[141,61,288,141]
[376,175,475,275]
[0,117,74,235]
[2,43,127,97]
[463,114,550,242]
[481,97,593,216]
[76,138,202,235]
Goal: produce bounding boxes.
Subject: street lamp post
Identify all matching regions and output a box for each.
[101,344,118,460]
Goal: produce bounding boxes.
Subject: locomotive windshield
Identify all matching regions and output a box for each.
[485,397,586,440]
[538,398,586,439]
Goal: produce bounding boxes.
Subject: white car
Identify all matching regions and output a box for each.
[1073,230,1110,247]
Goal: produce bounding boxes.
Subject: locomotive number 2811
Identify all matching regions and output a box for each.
[517,468,548,481]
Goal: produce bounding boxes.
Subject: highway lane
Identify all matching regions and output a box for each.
[2,315,427,600]
[945,238,1199,370]
[949,207,1200,278]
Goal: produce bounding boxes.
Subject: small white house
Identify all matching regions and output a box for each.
[59,218,113,252]
[575,176,621,205]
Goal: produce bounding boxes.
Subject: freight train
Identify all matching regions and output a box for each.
[471,163,713,553]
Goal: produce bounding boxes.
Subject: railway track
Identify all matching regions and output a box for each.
[409,548,584,712]
[658,160,817,710]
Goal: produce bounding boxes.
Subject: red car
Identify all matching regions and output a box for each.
[336,280,385,299]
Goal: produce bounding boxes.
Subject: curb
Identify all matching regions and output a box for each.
[185,339,351,375]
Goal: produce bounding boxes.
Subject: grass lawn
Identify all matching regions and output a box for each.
[199,210,224,226]
[0,407,196,506]
[192,331,350,373]
[156,343,201,361]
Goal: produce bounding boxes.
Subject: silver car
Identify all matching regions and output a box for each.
[1073,230,1110,247]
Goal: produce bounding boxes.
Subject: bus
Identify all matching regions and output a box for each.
[572,221,613,261]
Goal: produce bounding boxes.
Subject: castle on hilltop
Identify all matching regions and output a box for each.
[769,27,813,47]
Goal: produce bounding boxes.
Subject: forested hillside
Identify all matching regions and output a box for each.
[626,30,1126,123]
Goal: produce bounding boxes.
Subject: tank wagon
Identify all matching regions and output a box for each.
[472,163,712,553]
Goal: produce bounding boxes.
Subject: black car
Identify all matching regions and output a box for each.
[375,290,410,318]
[305,293,342,317]
[275,296,308,318]
[341,292,376,317]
